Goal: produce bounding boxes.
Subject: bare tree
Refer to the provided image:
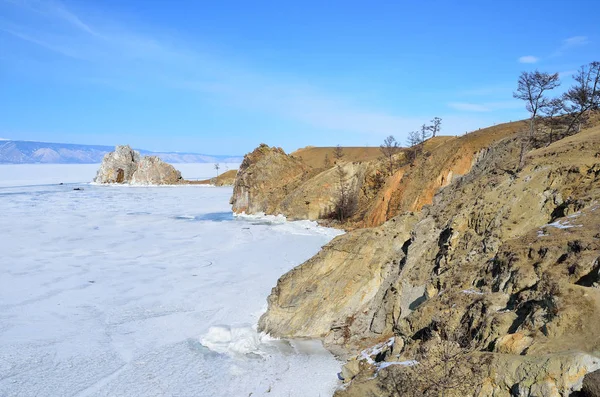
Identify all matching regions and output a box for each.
[513,70,561,139]
[380,135,399,175]
[334,165,356,222]
[333,145,344,162]
[428,117,442,137]
[563,62,600,134]
[541,97,565,144]
[420,124,431,143]
[214,163,220,179]
[406,131,422,165]
[323,153,331,168]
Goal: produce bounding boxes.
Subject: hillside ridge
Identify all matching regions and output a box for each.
[233,118,600,397]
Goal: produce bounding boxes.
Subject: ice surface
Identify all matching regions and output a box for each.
[0,163,240,187]
[0,167,342,397]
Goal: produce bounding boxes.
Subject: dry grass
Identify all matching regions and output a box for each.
[291,146,384,168]
[187,169,238,185]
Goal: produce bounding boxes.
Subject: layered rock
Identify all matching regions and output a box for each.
[258,123,600,396]
[94,145,183,185]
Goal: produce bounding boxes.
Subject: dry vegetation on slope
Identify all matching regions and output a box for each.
[291,146,384,168]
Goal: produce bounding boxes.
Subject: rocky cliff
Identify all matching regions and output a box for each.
[230,144,312,216]
[253,122,600,396]
[94,145,183,185]
[230,122,525,228]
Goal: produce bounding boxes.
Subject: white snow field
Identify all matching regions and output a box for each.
[0,166,343,397]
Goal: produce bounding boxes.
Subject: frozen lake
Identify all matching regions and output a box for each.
[0,163,240,187]
[0,166,342,396]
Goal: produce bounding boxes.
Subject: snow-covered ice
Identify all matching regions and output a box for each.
[0,163,239,187]
[0,165,342,397]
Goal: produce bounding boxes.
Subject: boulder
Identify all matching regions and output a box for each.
[581,370,600,397]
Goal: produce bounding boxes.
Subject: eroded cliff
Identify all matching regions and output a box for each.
[257,123,600,396]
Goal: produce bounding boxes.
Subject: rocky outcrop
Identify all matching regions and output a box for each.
[258,123,600,396]
[129,156,182,185]
[94,145,183,185]
[94,145,140,183]
[259,213,418,353]
[230,144,312,216]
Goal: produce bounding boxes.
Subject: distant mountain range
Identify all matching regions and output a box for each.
[0,140,243,164]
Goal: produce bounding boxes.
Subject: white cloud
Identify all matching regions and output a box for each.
[553,36,589,56]
[0,0,428,139]
[518,55,539,64]
[562,36,589,48]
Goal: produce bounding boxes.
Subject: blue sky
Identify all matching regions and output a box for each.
[1,0,598,154]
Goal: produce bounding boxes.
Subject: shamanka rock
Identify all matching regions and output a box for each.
[94,145,183,185]
[94,145,140,183]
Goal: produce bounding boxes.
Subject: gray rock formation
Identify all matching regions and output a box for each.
[94,145,183,185]
[581,370,600,396]
[94,145,140,183]
[130,156,182,185]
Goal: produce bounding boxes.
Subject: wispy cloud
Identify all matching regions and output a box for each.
[0,0,428,138]
[558,69,577,79]
[448,101,522,113]
[518,55,539,64]
[552,35,589,57]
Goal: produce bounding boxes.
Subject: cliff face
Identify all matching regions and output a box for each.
[230,144,312,217]
[230,122,525,227]
[258,124,600,396]
[94,145,183,185]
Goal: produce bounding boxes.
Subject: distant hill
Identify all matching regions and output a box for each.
[0,140,243,164]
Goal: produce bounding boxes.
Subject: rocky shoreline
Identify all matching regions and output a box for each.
[230,120,600,396]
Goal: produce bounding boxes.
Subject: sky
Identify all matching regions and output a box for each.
[1,0,599,155]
